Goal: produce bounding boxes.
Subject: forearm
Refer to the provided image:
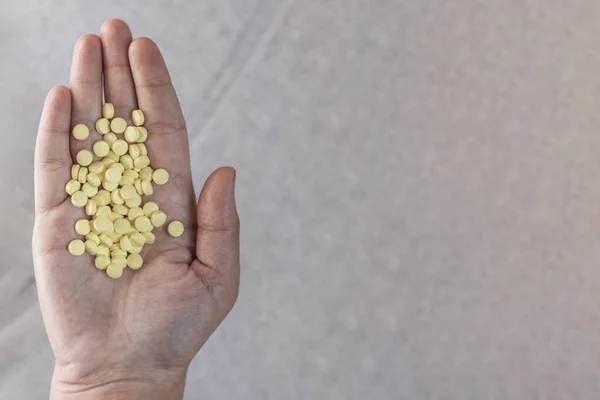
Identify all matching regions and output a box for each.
[50,366,187,400]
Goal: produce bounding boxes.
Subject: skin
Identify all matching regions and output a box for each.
[32,20,240,399]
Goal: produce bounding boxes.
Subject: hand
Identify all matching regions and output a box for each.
[32,20,240,399]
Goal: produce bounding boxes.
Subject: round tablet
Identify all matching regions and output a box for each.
[112,139,129,156]
[89,162,105,175]
[127,254,143,270]
[96,245,109,257]
[139,167,153,181]
[129,144,140,159]
[125,194,142,208]
[124,126,140,142]
[138,144,148,156]
[113,204,129,215]
[120,155,134,170]
[102,103,115,119]
[150,211,166,227]
[120,185,136,200]
[77,167,88,184]
[114,219,131,235]
[95,118,111,135]
[71,191,88,208]
[152,169,169,185]
[84,240,98,255]
[129,246,143,254]
[85,199,97,216]
[99,234,113,247]
[96,206,111,217]
[105,167,122,184]
[76,150,93,166]
[130,232,145,247]
[75,219,91,235]
[72,124,89,141]
[167,220,185,237]
[93,140,110,157]
[134,180,143,195]
[93,216,112,232]
[110,117,127,134]
[65,179,81,195]
[134,216,153,232]
[104,132,118,145]
[71,164,80,180]
[120,236,133,251]
[68,239,85,256]
[107,264,124,279]
[103,181,118,192]
[141,180,153,196]
[95,256,110,270]
[137,127,148,142]
[81,182,98,197]
[142,201,159,216]
[142,231,155,244]
[127,207,144,221]
[112,256,127,268]
[86,233,101,245]
[111,189,124,205]
[132,109,145,126]
[133,155,150,170]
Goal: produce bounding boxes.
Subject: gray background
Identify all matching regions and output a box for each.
[2,0,600,399]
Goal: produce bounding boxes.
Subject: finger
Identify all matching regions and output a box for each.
[100,19,138,119]
[34,86,72,215]
[69,34,103,159]
[128,37,192,182]
[193,167,240,298]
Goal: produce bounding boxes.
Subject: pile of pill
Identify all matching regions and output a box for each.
[66,104,185,279]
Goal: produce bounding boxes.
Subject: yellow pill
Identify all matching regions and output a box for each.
[101,158,116,169]
[106,264,124,279]
[114,218,131,235]
[96,205,111,217]
[96,245,109,257]
[123,169,139,179]
[71,191,88,208]
[102,103,115,119]
[129,144,140,159]
[86,232,101,245]
[95,118,111,134]
[109,233,123,243]
[93,191,110,206]
[134,179,143,195]
[112,249,127,258]
[120,184,136,200]
[72,124,90,141]
[142,231,155,244]
[138,144,148,156]
[137,126,148,142]
[76,150,93,166]
[71,164,80,180]
[112,256,127,268]
[84,240,98,255]
[77,167,88,184]
[93,140,110,157]
[139,167,153,181]
[87,172,101,188]
[110,117,127,134]
[152,169,169,185]
[127,254,143,270]
[103,181,118,192]
[128,207,144,221]
[125,194,142,208]
[112,139,129,156]
[89,162,105,175]
[82,182,98,197]
[104,167,122,184]
[95,256,110,270]
[119,155,134,171]
[105,150,120,162]
[68,239,85,256]
[133,155,150,170]
[132,246,145,254]
[141,180,154,196]
[103,132,118,145]
[167,220,185,237]
[120,236,133,251]
[85,199,97,216]
[142,201,159,216]
[65,179,81,195]
[94,216,112,232]
[111,189,125,205]
[99,233,113,247]
[111,162,125,173]
[134,216,153,232]
[130,232,145,247]
[113,204,129,215]
[124,126,140,142]
[75,219,91,235]
[108,212,122,222]
[150,211,167,227]
[119,175,135,186]
[132,109,145,126]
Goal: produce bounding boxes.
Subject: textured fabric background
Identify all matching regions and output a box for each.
[4,0,600,398]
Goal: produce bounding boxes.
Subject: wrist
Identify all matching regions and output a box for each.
[50,364,187,400]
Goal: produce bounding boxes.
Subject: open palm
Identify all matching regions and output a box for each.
[32,20,239,398]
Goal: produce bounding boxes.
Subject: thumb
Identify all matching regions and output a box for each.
[193,167,240,304]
